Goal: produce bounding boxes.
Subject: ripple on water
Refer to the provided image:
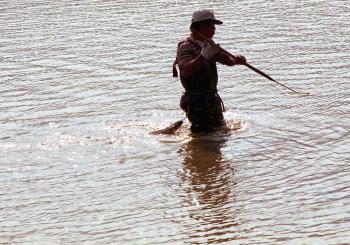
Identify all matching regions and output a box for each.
[1,0,350,244]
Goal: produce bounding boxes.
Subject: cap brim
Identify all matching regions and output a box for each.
[213,19,223,25]
[190,18,223,28]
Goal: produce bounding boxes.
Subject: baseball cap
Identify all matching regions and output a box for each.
[191,10,223,25]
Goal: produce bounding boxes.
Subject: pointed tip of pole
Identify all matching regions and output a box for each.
[299,91,311,96]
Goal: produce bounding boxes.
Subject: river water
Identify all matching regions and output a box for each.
[1,1,349,244]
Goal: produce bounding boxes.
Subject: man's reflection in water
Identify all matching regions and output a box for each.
[179,136,239,244]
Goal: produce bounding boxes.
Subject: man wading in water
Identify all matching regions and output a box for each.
[174,10,246,133]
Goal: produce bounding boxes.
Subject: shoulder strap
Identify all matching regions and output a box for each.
[173,40,185,77]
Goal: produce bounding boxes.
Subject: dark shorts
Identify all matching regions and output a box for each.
[180,93,224,133]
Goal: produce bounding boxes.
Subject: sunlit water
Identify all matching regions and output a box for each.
[1,1,349,244]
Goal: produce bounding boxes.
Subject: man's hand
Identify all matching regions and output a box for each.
[200,41,221,60]
[234,55,247,65]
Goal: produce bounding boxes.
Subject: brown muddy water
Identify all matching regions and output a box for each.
[1,1,349,244]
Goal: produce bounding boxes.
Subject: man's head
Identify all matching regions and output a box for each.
[190,10,223,38]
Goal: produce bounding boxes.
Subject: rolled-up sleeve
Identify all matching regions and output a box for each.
[177,42,197,69]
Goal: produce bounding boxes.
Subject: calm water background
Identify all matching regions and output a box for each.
[1,1,349,244]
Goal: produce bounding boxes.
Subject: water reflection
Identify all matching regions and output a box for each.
[180,136,239,243]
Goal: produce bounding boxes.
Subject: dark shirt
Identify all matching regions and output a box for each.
[177,36,230,94]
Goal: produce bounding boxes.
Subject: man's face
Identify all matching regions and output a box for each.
[199,21,216,39]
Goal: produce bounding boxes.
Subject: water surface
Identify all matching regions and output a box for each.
[1,1,349,244]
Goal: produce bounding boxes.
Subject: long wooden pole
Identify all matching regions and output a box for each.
[194,31,310,95]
